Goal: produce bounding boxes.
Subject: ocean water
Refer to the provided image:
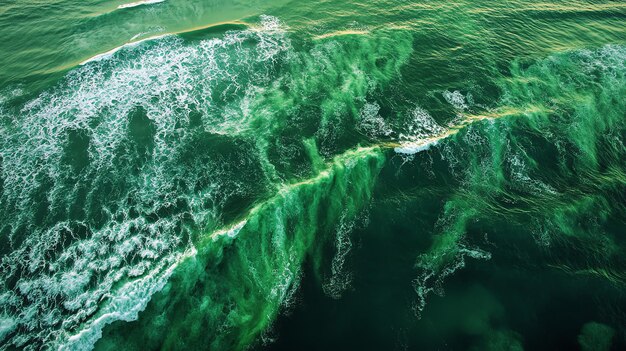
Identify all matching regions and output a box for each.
[0,0,625,350]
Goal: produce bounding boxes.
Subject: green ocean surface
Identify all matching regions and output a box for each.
[0,0,625,350]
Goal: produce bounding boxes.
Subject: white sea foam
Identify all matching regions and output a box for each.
[322,214,355,299]
[395,106,446,154]
[412,245,491,318]
[0,16,292,350]
[358,102,392,138]
[60,246,195,351]
[211,220,247,241]
[508,151,558,195]
[442,90,469,111]
[79,34,169,65]
[79,47,123,65]
[117,0,165,10]
[394,139,439,154]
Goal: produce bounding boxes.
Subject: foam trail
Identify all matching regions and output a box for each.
[211,220,248,241]
[392,106,550,154]
[79,34,169,65]
[61,247,197,351]
[394,138,441,154]
[79,47,124,65]
[117,0,165,10]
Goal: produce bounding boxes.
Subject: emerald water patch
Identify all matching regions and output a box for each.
[1,1,625,350]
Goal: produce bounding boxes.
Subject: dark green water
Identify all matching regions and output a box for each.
[0,0,625,350]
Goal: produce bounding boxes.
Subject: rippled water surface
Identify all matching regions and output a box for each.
[0,0,625,350]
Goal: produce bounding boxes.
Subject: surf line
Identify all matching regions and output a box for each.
[117,0,165,10]
[385,105,548,154]
[211,105,549,242]
[78,20,249,66]
[79,34,171,65]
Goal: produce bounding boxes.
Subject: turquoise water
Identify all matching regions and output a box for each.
[0,1,625,350]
